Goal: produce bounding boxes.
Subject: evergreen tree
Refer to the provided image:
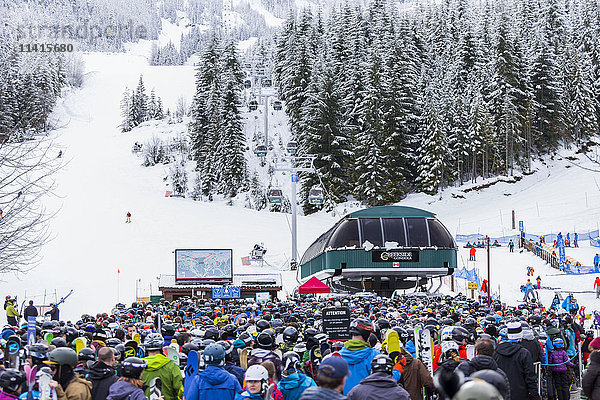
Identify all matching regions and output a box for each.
[120,88,133,132]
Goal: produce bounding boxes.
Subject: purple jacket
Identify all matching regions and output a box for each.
[0,392,19,400]
[549,349,573,372]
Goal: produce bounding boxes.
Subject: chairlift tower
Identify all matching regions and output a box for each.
[274,156,317,270]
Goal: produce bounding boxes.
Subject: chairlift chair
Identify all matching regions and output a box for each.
[248,99,259,111]
[262,78,272,87]
[254,145,267,157]
[308,187,324,205]
[267,189,283,204]
[272,100,283,110]
[286,141,298,155]
[244,79,252,89]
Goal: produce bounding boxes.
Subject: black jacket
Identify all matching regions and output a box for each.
[494,341,540,400]
[583,351,600,400]
[45,307,59,321]
[520,339,544,364]
[87,361,118,400]
[455,355,511,400]
[347,372,410,400]
[23,305,38,320]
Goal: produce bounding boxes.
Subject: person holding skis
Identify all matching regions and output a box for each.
[339,318,379,394]
[5,299,20,326]
[44,303,60,321]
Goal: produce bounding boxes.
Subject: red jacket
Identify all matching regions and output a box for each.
[595,278,600,288]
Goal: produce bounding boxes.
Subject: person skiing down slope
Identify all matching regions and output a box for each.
[126,212,131,223]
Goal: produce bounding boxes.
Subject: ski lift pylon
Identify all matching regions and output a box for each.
[267,188,283,204]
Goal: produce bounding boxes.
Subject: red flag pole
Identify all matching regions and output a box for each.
[117,268,120,304]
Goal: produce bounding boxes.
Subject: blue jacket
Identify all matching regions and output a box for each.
[562,296,577,312]
[339,342,379,395]
[223,364,246,386]
[279,372,316,400]
[595,255,599,265]
[184,365,242,400]
[234,391,263,400]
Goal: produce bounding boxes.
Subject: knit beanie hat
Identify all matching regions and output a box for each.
[507,321,523,340]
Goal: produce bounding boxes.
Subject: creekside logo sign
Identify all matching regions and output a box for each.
[372,250,419,263]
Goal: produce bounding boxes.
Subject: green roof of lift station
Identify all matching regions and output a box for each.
[347,205,436,219]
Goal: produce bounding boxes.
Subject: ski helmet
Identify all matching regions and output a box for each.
[350,318,374,341]
[553,338,564,349]
[0,369,25,393]
[282,351,301,373]
[144,333,164,351]
[121,357,147,379]
[50,337,67,348]
[204,327,219,341]
[182,342,200,355]
[26,344,49,363]
[283,326,298,343]
[256,319,271,332]
[203,343,225,366]
[472,370,510,399]
[46,347,78,367]
[245,365,269,381]
[78,347,96,362]
[371,354,394,375]
[452,380,503,400]
[256,331,274,350]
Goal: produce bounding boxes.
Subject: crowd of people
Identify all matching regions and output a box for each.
[0,291,599,400]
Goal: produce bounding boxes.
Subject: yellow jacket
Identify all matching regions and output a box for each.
[6,303,20,318]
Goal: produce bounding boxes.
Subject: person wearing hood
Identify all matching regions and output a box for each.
[247,331,283,381]
[347,354,410,400]
[107,357,148,400]
[184,343,241,400]
[141,334,182,400]
[455,337,511,400]
[88,347,118,400]
[339,318,379,395]
[299,356,348,400]
[45,348,92,400]
[278,351,316,400]
[493,321,540,400]
[583,337,600,399]
[400,346,435,400]
[519,323,543,365]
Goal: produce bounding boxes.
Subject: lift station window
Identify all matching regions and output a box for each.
[328,219,360,248]
[427,219,455,248]
[382,218,406,247]
[359,218,383,247]
[405,217,429,247]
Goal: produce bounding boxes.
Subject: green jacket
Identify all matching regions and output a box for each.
[142,353,182,400]
[6,303,20,318]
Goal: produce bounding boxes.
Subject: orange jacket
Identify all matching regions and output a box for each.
[470,247,476,256]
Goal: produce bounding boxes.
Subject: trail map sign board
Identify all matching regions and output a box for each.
[175,249,233,282]
[322,307,351,340]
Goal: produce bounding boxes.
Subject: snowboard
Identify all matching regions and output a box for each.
[37,367,53,400]
[264,383,275,400]
[165,346,179,366]
[137,345,146,359]
[75,337,87,355]
[133,333,141,344]
[43,333,53,343]
[149,377,162,400]
[417,328,434,375]
[385,328,402,369]
[184,350,199,393]
[466,344,475,360]
[6,334,21,369]
[124,340,138,358]
[414,325,421,360]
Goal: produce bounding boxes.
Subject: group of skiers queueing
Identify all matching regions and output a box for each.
[2,291,600,400]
